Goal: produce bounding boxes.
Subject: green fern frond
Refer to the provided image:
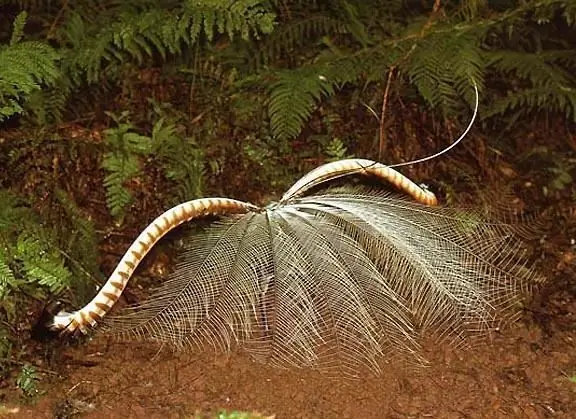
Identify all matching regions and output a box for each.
[102,120,151,219]
[152,117,205,201]
[487,51,573,89]
[102,157,140,219]
[400,30,484,115]
[61,1,275,84]
[0,189,82,300]
[484,86,576,121]
[0,13,60,121]
[183,0,276,42]
[485,50,576,120]
[269,67,336,140]
[0,249,16,300]
[9,11,28,46]
[16,232,71,294]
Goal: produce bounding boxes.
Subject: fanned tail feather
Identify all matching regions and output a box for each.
[104,186,536,374]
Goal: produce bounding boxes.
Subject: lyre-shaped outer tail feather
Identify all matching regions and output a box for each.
[280,158,438,206]
[105,186,535,374]
[56,198,259,334]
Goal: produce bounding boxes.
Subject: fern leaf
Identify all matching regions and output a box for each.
[16,233,71,294]
[269,68,336,140]
[10,11,27,46]
[0,16,60,121]
[102,120,152,219]
[0,250,16,300]
[102,156,139,219]
[152,118,205,201]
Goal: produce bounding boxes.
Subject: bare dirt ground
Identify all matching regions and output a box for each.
[7,299,576,418]
[1,124,575,418]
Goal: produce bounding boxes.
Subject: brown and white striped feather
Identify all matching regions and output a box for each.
[55,198,258,334]
[280,158,438,206]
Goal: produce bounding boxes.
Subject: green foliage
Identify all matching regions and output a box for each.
[262,0,575,138]
[324,137,349,161]
[484,50,576,120]
[2,0,575,135]
[0,12,60,121]
[268,68,336,141]
[16,231,72,294]
[102,106,207,219]
[60,0,275,84]
[153,119,205,201]
[16,364,39,398]
[0,187,100,318]
[0,192,66,304]
[0,248,16,301]
[102,111,152,220]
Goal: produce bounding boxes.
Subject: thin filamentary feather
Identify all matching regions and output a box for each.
[104,186,535,373]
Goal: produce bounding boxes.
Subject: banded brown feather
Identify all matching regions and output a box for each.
[280,158,438,206]
[50,197,259,334]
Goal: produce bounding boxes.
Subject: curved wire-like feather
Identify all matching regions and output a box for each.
[51,198,259,334]
[280,159,438,206]
[104,186,535,374]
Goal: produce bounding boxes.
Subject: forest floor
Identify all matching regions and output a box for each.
[1,122,575,419]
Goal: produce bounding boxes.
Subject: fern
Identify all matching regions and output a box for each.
[16,232,72,294]
[152,117,205,202]
[324,137,350,162]
[257,0,575,140]
[0,190,73,301]
[0,185,102,337]
[0,249,16,301]
[60,1,275,84]
[102,112,152,219]
[268,67,337,140]
[484,50,576,120]
[0,12,60,121]
[401,31,485,115]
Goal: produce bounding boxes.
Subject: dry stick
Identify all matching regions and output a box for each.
[47,0,69,40]
[377,67,396,161]
[377,0,442,160]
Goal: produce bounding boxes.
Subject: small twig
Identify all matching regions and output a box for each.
[377,0,442,160]
[422,0,443,35]
[378,67,396,161]
[47,0,69,40]
[67,380,94,394]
